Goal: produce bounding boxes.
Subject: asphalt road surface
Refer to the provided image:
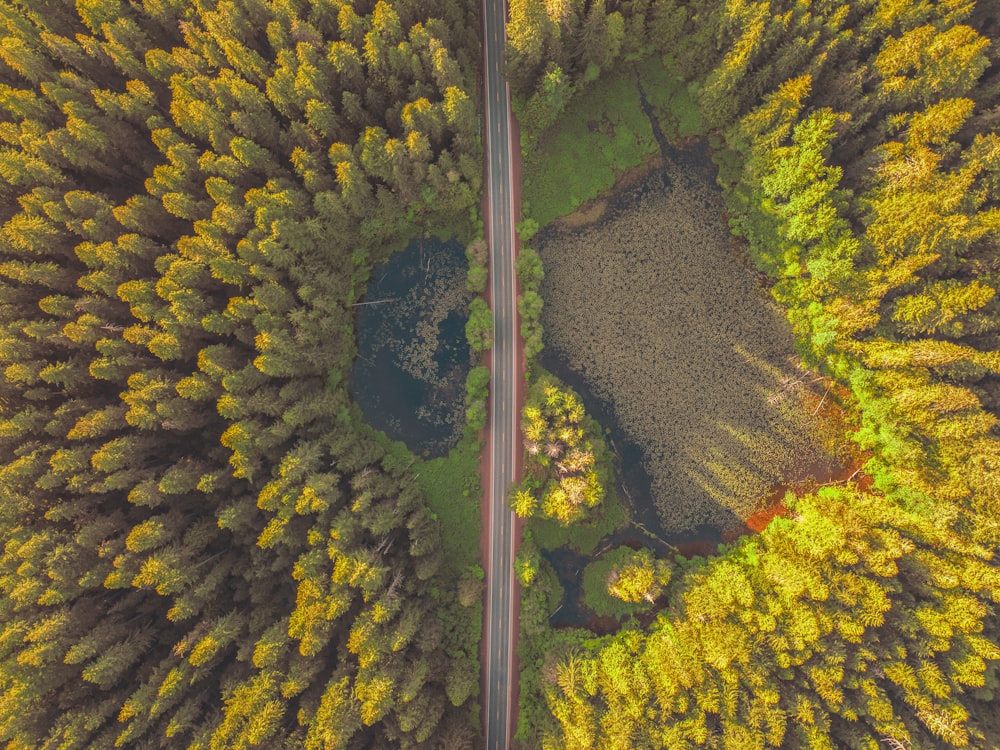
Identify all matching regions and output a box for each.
[481,0,519,746]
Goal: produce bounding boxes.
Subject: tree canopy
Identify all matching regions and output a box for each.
[0,0,483,746]
[510,0,1000,747]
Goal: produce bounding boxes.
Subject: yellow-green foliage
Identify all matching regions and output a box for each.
[608,547,671,604]
[0,0,484,745]
[542,487,1000,749]
[514,0,1000,747]
[518,380,604,525]
[582,545,672,619]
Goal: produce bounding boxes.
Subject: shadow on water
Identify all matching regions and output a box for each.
[538,337,848,633]
[536,350,738,634]
[351,237,471,458]
[533,134,851,633]
[532,137,767,633]
[536,135,842,534]
[538,348,745,547]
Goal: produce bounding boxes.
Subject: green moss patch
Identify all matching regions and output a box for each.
[521,66,659,228]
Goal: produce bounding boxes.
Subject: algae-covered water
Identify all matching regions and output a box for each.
[351,237,471,457]
[537,145,834,537]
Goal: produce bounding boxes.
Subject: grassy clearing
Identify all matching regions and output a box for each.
[537,164,835,535]
[417,425,482,573]
[636,57,706,139]
[353,419,481,572]
[521,65,659,228]
[521,60,705,229]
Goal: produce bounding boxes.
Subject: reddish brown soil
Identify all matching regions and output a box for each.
[718,457,872,546]
[744,501,790,534]
[509,111,526,747]
[477,131,492,740]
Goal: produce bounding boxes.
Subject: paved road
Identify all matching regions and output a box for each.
[481,0,519,746]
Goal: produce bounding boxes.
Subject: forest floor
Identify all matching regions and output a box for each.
[418,430,482,573]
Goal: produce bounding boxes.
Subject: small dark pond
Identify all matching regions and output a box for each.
[542,524,675,633]
[350,237,471,458]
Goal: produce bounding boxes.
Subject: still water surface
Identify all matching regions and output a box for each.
[351,237,471,458]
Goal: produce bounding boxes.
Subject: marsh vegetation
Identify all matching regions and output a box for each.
[537,152,834,535]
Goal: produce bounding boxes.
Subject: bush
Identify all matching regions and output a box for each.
[465,296,493,351]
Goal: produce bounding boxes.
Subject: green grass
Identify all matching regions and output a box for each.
[521,65,659,227]
[528,478,625,555]
[417,426,483,573]
[636,57,706,138]
[521,58,708,229]
[355,404,482,574]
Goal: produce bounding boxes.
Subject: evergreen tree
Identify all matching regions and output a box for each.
[0,0,483,745]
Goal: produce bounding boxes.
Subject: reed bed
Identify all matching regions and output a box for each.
[538,158,828,534]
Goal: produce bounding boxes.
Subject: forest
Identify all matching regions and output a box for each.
[4,0,1000,748]
[0,0,484,747]
[508,0,1000,748]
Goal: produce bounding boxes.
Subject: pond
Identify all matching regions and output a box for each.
[350,237,471,458]
[542,523,675,633]
[536,143,839,541]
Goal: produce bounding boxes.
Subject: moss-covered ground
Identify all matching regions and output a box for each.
[521,66,657,227]
[417,426,483,572]
[521,60,704,229]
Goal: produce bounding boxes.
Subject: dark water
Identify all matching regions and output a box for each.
[534,137,737,544]
[351,237,471,457]
[536,350,735,633]
[540,349,654,535]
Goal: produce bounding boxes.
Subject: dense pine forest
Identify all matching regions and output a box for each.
[508,0,1000,748]
[0,0,483,747]
[5,0,1000,747]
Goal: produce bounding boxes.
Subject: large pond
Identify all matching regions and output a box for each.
[350,237,471,457]
[537,143,838,540]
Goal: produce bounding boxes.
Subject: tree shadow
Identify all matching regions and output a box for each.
[537,162,836,538]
